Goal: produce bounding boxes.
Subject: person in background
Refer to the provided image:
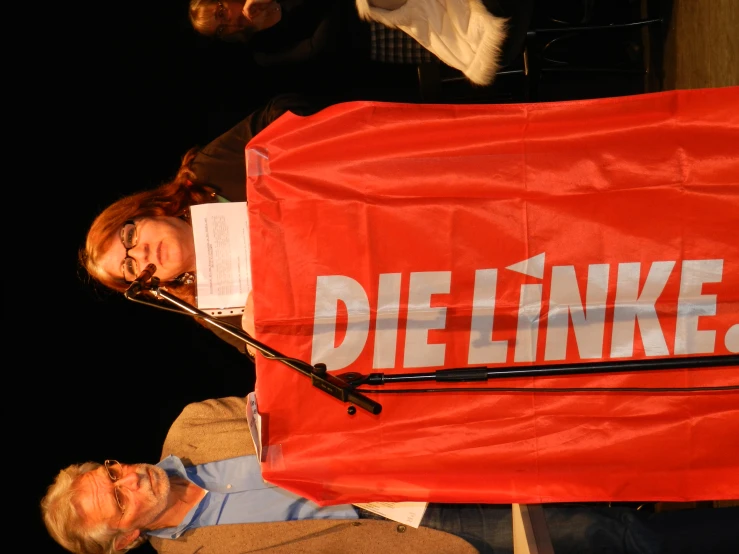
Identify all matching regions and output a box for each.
[188,0,359,66]
[42,396,739,554]
[188,1,533,85]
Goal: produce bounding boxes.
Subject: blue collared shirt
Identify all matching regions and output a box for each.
[147,455,358,540]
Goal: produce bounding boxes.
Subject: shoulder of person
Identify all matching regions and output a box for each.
[161,397,252,463]
[177,396,247,423]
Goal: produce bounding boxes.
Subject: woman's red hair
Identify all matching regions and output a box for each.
[79,148,216,304]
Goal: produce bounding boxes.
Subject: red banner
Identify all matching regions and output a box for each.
[246,87,739,505]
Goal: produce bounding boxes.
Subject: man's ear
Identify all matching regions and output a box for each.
[114,528,141,551]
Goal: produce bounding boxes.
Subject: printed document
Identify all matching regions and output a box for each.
[191,202,251,315]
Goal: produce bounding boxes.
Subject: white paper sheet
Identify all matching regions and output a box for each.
[352,501,428,528]
[246,392,263,461]
[191,202,251,316]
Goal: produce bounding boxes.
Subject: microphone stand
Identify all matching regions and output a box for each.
[126,265,737,410]
[337,354,739,387]
[124,265,382,415]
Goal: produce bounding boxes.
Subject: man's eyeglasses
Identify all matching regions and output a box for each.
[120,221,139,282]
[104,460,127,515]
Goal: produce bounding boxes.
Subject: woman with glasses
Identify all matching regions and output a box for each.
[79,94,322,356]
[80,169,256,355]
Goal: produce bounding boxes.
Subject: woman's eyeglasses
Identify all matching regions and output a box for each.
[104,459,127,515]
[120,221,139,282]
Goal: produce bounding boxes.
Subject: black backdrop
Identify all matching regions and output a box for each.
[23,1,659,551]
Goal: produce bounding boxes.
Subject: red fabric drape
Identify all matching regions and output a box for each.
[246,87,739,505]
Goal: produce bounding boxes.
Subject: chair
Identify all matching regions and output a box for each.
[525,0,665,101]
[417,0,666,103]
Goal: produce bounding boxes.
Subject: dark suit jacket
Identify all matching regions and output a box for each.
[188,94,326,355]
[190,93,322,202]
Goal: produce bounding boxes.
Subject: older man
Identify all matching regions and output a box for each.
[41,397,738,553]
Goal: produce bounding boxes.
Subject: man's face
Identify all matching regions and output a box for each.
[205,0,282,38]
[76,463,171,533]
[208,1,251,38]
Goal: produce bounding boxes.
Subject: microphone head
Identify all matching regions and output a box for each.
[126,263,158,297]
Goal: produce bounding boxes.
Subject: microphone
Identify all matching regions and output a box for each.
[126,263,157,295]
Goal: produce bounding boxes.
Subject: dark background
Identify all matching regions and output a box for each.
[27,4,423,553]
[23,1,660,552]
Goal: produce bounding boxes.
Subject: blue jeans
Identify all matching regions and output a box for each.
[358,504,739,554]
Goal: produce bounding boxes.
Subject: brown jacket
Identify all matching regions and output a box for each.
[150,396,476,553]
